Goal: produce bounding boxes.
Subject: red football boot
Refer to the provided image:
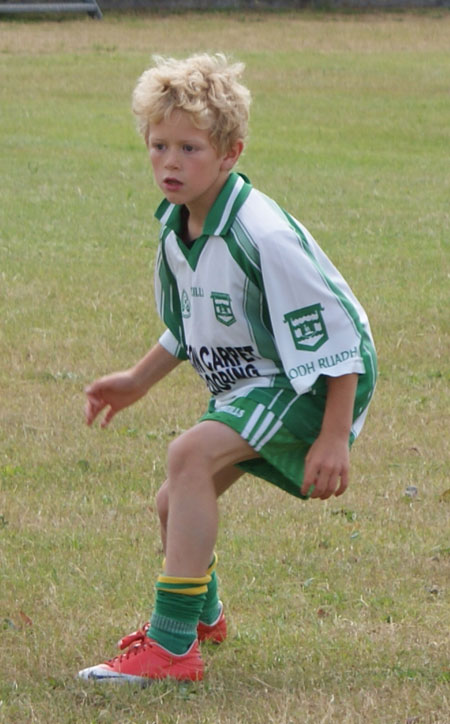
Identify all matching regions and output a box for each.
[78,637,203,684]
[197,603,227,644]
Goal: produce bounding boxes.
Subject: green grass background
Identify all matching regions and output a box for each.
[0,11,449,724]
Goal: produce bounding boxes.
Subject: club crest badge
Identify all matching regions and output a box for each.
[284,303,328,351]
[211,292,236,326]
[181,289,191,319]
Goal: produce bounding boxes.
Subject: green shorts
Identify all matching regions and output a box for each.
[199,380,327,499]
[200,376,372,500]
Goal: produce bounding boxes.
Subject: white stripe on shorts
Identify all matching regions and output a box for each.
[268,389,283,410]
[279,392,301,421]
[248,412,275,449]
[241,404,265,441]
[254,420,284,452]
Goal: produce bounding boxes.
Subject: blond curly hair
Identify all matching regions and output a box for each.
[132,53,251,153]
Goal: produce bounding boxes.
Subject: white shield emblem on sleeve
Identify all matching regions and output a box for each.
[284,303,328,351]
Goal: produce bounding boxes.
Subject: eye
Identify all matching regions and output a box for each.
[183,144,195,153]
[151,142,165,151]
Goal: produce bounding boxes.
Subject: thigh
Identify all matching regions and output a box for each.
[212,463,244,498]
[158,463,243,506]
[169,420,260,478]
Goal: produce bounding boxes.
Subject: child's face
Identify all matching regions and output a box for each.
[147,110,241,223]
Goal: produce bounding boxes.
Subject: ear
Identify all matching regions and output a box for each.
[220,140,244,171]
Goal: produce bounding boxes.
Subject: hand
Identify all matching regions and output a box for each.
[84,370,146,428]
[84,342,182,428]
[300,432,350,500]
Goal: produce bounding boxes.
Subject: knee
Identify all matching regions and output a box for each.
[167,431,209,481]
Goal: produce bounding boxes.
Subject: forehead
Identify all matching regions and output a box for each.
[148,110,211,141]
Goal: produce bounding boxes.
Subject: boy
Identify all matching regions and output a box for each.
[78,53,377,684]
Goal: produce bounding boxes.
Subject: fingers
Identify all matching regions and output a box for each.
[84,385,107,426]
[312,472,338,500]
[308,471,338,500]
[334,468,349,497]
[85,399,101,426]
[85,395,116,429]
[100,406,116,429]
[301,461,349,500]
[84,396,116,429]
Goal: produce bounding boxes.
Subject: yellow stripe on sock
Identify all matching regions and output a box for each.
[157,585,208,596]
[158,574,211,586]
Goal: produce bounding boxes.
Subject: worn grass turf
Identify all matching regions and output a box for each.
[1,11,449,724]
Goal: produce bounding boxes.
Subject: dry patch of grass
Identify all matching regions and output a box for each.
[0,11,450,55]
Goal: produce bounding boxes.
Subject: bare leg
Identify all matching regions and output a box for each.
[156,464,243,554]
[163,421,258,577]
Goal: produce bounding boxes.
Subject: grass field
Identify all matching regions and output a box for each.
[1,10,449,724]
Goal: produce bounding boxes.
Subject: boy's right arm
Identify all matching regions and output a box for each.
[85,342,181,428]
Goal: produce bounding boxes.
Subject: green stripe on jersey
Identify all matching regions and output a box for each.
[205,173,252,236]
[224,226,281,365]
[156,231,187,357]
[283,209,377,411]
[242,276,282,366]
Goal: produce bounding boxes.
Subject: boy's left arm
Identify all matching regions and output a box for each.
[300,373,358,501]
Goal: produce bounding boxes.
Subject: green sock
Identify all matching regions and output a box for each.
[148,574,209,655]
[199,553,222,625]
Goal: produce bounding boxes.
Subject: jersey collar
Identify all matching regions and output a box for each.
[155,172,252,238]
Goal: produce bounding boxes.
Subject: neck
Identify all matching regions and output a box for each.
[179,206,201,246]
[186,216,203,242]
[184,170,230,240]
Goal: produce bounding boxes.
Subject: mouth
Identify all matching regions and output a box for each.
[163,177,183,191]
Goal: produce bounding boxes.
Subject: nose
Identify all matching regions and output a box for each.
[165,147,180,170]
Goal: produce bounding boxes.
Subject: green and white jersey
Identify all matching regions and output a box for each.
[154,172,377,434]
